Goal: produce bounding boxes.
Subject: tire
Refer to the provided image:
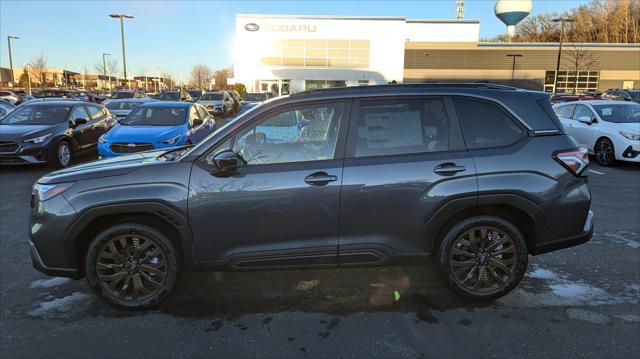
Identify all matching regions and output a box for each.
[55,141,73,168]
[85,223,179,310]
[435,215,528,301]
[595,138,616,166]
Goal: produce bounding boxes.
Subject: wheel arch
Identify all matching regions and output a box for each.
[65,201,196,276]
[425,194,542,255]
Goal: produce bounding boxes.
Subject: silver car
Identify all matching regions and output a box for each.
[197,91,234,117]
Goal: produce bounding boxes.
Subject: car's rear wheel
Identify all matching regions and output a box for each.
[56,141,72,168]
[85,223,179,309]
[435,215,528,300]
[595,138,615,166]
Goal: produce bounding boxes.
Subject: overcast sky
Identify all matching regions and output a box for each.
[1,0,588,82]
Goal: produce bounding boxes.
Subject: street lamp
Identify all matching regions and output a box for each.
[102,52,111,90]
[552,17,574,93]
[505,54,523,81]
[23,62,32,95]
[7,35,19,86]
[108,14,134,89]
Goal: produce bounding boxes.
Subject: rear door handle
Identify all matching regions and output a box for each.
[434,163,466,176]
[304,172,338,186]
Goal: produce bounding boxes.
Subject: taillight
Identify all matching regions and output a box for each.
[553,148,589,176]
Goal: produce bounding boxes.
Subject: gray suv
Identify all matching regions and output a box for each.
[29,84,593,309]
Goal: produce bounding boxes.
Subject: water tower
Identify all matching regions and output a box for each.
[495,0,532,40]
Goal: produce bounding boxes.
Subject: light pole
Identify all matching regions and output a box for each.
[7,35,19,86]
[102,52,111,90]
[552,17,574,93]
[24,63,32,95]
[109,14,134,89]
[506,54,523,81]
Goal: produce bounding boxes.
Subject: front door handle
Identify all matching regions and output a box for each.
[304,172,338,186]
[434,163,466,176]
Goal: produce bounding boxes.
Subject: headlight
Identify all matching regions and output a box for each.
[619,131,640,141]
[98,136,108,144]
[33,182,74,201]
[160,135,181,145]
[24,134,52,144]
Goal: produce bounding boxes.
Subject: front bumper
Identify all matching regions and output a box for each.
[532,210,594,255]
[0,142,51,165]
[30,241,80,278]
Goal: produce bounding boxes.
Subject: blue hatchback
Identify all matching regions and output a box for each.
[98,102,215,157]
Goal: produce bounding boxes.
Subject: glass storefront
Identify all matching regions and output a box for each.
[260,39,370,68]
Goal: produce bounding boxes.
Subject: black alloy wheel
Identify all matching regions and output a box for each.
[595,138,615,166]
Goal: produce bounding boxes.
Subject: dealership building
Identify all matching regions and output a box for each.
[234,14,640,95]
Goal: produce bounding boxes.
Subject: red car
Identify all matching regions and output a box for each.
[551,94,605,104]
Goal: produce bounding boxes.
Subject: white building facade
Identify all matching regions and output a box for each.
[234,14,479,94]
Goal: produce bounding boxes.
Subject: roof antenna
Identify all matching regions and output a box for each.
[456,0,464,20]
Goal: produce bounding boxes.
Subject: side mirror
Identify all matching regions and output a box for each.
[577,116,594,125]
[193,118,203,127]
[70,117,88,127]
[212,150,241,174]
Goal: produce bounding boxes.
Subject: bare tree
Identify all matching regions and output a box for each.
[189,64,212,90]
[162,72,175,90]
[563,46,600,93]
[213,67,232,89]
[29,54,47,90]
[95,58,119,90]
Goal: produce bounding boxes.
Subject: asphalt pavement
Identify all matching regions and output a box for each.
[1,159,638,358]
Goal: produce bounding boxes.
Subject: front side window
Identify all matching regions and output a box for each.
[572,105,595,121]
[122,107,187,126]
[70,106,90,122]
[353,98,450,157]
[232,103,344,165]
[87,105,103,120]
[454,98,523,149]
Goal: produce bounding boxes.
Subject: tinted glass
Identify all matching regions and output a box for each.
[123,107,187,126]
[628,91,640,99]
[556,104,575,118]
[200,93,223,101]
[106,101,142,111]
[454,98,523,149]
[112,92,135,99]
[70,106,89,123]
[87,105,103,120]
[592,104,640,123]
[156,92,180,101]
[0,105,71,125]
[232,103,344,165]
[354,98,450,157]
[196,105,208,120]
[243,93,267,102]
[572,105,595,120]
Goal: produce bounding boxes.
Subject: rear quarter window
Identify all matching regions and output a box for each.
[454,98,524,150]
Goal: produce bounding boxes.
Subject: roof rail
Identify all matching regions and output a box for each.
[291,82,519,97]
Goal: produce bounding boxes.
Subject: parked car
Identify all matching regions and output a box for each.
[111,90,146,100]
[187,89,203,102]
[0,99,16,117]
[550,93,604,104]
[33,90,78,99]
[554,100,640,165]
[242,92,268,103]
[197,91,234,117]
[0,100,116,166]
[237,101,260,115]
[603,89,640,104]
[0,91,19,105]
[29,83,593,309]
[104,98,157,120]
[77,92,108,104]
[97,101,214,158]
[155,90,192,102]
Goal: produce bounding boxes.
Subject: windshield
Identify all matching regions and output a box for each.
[156,92,180,101]
[0,105,71,125]
[106,101,143,111]
[188,90,202,98]
[593,104,640,123]
[243,93,267,102]
[111,92,135,99]
[629,91,640,99]
[122,106,186,126]
[200,93,223,101]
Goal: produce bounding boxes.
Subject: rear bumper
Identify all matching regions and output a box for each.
[532,210,594,255]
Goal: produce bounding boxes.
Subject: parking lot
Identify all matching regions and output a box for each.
[0,159,637,358]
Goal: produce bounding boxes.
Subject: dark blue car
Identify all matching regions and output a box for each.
[98,101,215,157]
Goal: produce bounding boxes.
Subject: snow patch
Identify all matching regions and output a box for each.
[28,292,90,316]
[566,308,610,325]
[30,277,72,289]
[616,314,640,323]
[602,231,640,249]
[526,267,559,281]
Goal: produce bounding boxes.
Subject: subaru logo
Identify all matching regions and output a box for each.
[244,23,259,32]
[127,143,136,147]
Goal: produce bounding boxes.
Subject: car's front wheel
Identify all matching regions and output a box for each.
[85,223,179,309]
[55,141,72,168]
[595,138,615,166]
[435,215,528,301]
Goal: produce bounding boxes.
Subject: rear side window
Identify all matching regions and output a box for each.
[556,104,575,119]
[353,98,450,157]
[454,98,523,149]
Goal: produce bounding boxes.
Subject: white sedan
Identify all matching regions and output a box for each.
[553,100,640,165]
